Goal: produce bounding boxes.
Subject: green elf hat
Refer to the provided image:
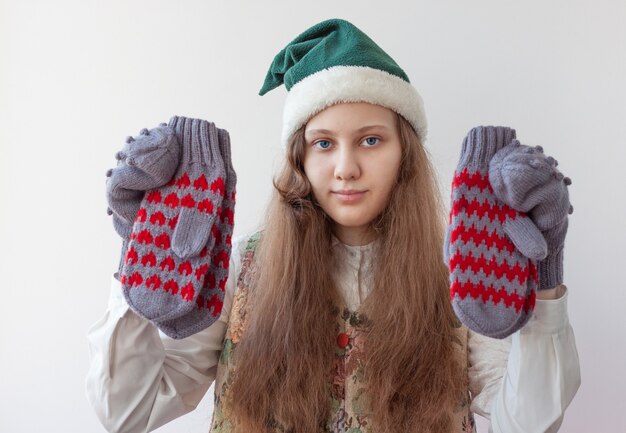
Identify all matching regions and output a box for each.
[259,18,428,150]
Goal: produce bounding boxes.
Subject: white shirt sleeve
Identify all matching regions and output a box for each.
[84,234,248,433]
[468,284,581,433]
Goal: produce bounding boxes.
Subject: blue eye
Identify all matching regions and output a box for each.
[364,137,379,146]
[314,140,331,149]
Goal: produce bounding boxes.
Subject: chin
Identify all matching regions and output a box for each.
[328,212,376,229]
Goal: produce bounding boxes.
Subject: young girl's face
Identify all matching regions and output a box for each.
[303,102,402,245]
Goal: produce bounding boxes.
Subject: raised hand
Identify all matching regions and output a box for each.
[444,126,543,339]
[488,140,573,290]
[119,117,232,336]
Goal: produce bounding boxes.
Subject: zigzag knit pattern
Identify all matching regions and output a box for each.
[448,167,537,311]
[444,126,539,339]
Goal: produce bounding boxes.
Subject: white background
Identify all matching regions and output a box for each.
[1,1,624,432]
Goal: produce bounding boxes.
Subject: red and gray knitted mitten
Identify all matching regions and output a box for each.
[444,126,547,339]
[120,116,230,324]
[156,127,236,339]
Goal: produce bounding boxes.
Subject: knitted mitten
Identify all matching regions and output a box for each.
[106,124,180,230]
[105,123,181,279]
[156,127,236,339]
[120,116,227,323]
[443,126,547,339]
[489,141,573,290]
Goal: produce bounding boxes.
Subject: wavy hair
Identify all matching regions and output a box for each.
[226,111,467,433]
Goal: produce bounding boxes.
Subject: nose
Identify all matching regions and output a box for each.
[334,145,360,180]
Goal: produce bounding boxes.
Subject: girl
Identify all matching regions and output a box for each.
[86,18,580,433]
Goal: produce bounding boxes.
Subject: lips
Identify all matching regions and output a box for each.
[332,190,367,203]
[333,190,366,195]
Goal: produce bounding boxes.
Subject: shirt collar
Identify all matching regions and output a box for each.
[330,233,380,268]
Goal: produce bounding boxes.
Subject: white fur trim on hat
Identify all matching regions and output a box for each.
[281,65,427,149]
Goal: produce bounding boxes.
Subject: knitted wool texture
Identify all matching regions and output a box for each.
[488,142,573,291]
[157,127,237,339]
[105,124,180,277]
[444,126,547,339]
[120,116,233,329]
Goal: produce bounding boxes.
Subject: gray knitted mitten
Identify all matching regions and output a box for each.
[105,124,181,279]
[444,126,546,339]
[120,116,229,324]
[489,141,573,290]
[156,127,237,339]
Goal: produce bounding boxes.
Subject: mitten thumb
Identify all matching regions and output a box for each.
[502,215,548,261]
[171,208,216,259]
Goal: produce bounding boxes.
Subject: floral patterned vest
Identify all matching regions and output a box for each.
[210,232,476,433]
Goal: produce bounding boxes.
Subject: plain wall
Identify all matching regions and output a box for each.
[1,0,624,432]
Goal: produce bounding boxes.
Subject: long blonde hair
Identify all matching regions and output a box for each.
[226,112,467,433]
